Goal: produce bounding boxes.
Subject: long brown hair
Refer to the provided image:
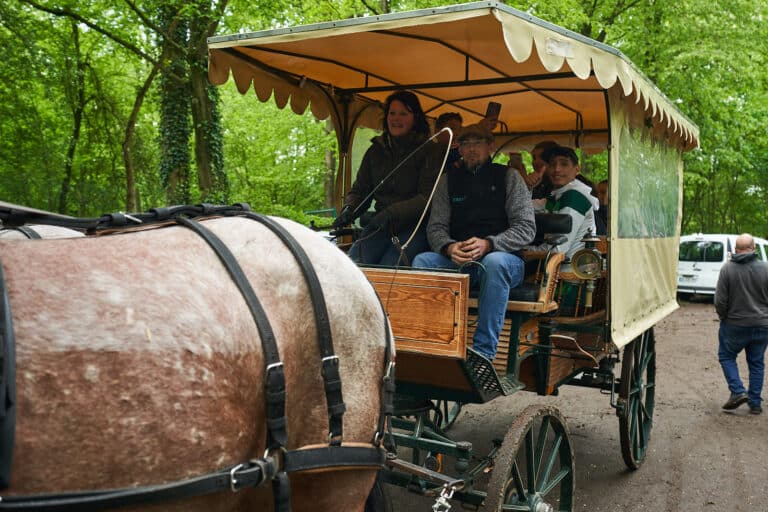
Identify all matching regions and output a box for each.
[382,91,430,137]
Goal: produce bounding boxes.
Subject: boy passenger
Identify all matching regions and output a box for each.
[526,145,598,259]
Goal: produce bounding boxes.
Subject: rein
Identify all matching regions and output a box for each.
[0,204,395,511]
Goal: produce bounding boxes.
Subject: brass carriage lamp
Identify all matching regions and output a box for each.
[570,234,604,310]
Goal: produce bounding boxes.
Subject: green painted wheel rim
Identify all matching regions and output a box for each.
[619,328,656,469]
[485,405,575,511]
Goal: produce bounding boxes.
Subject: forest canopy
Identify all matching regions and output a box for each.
[1,0,766,235]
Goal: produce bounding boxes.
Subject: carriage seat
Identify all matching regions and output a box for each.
[469,214,572,313]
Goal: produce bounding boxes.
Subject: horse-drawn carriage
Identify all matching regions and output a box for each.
[0,3,698,511]
[206,2,699,510]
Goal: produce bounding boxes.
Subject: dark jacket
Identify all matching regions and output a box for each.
[447,162,508,242]
[715,252,768,326]
[426,159,535,254]
[343,132,441,232]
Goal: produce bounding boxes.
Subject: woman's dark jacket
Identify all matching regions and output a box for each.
[343,132,441,232]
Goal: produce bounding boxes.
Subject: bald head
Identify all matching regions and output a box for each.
[735,233,755,254]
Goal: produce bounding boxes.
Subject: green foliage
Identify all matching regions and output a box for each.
[220,81,337,216]
[1,0,767,237]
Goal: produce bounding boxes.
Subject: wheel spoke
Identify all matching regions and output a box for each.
[525,429,536,494]
[539,431,562,491]
[534,417,550,485]
[510,461,527,501]
[638,348,652,376]
[500,504,533,511]
[540,466,572,495]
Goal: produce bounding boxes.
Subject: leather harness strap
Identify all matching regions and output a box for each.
[0,261,17,489]
[0,202,252,233]
[283,444,386,473]
[241,212,346,445]
[0,458,278,511]
[175,217,293,512]
[4,227,41,240]
[176,217,288,452]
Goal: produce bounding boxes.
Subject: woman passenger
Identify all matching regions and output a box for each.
[332,91,440,266]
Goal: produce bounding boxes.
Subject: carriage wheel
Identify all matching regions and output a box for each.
[484,404,574,512]
[618,327,656,470]
[429,400,463,431]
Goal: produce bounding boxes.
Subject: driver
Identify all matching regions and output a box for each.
[331,91,440,266]
[413,123,535,360]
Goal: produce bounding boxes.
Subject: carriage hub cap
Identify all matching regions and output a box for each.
[533,501,554,512]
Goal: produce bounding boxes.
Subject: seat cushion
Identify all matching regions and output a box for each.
[468,282,541,303]
[507,282,540,302]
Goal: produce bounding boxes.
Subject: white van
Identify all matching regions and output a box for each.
[677,233,768,297]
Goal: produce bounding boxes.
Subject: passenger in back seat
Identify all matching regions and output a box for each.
[525,145,598,259]
[412,123,536,360]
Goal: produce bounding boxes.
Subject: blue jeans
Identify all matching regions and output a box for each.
[349,223,428,267]
[412,251,525,359]
[718,322,768,407]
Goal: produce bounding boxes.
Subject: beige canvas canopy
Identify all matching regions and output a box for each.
[208,1,699,349]
[208,1,698,151]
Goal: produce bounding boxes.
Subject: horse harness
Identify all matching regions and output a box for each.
[0,204,396,511]
[0,227,42,240]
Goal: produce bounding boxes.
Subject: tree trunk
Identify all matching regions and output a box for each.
[58,21,86,214]
[188,1,228,204]
[123,63,161,211]
[158,6,191,205]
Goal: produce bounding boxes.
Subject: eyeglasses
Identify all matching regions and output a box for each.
[459,139,488,148]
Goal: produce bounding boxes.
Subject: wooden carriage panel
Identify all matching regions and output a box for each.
[362,268,470,359]
[467,316,540,374]
[395,352,474,393]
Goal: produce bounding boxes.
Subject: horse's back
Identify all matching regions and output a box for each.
[0,224,84,239]
[0,216,387,511]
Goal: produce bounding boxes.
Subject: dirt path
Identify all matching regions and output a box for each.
[388,300,768,511]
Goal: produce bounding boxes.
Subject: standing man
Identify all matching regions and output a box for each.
[715,233,768,414]
[413,123,536,360]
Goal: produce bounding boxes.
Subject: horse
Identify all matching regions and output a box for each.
[0,213,392,511]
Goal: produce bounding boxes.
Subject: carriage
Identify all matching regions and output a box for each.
[207,2,699,510]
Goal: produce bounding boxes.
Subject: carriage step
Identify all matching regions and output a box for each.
[466,348,521,399]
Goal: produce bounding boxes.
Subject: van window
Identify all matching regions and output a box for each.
[679,241,724,262]
[759,244,768,261]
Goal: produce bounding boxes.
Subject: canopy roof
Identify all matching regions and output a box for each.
[208,1,699,151]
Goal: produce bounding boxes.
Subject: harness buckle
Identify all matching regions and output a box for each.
[263,445,287,471]
[229,463,245,493]
[266,362,284,373]
[321,355,339,363]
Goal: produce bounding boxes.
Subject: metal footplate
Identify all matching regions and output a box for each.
[465,348,519,401]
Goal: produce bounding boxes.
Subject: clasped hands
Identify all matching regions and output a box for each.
[446,237,491,265]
